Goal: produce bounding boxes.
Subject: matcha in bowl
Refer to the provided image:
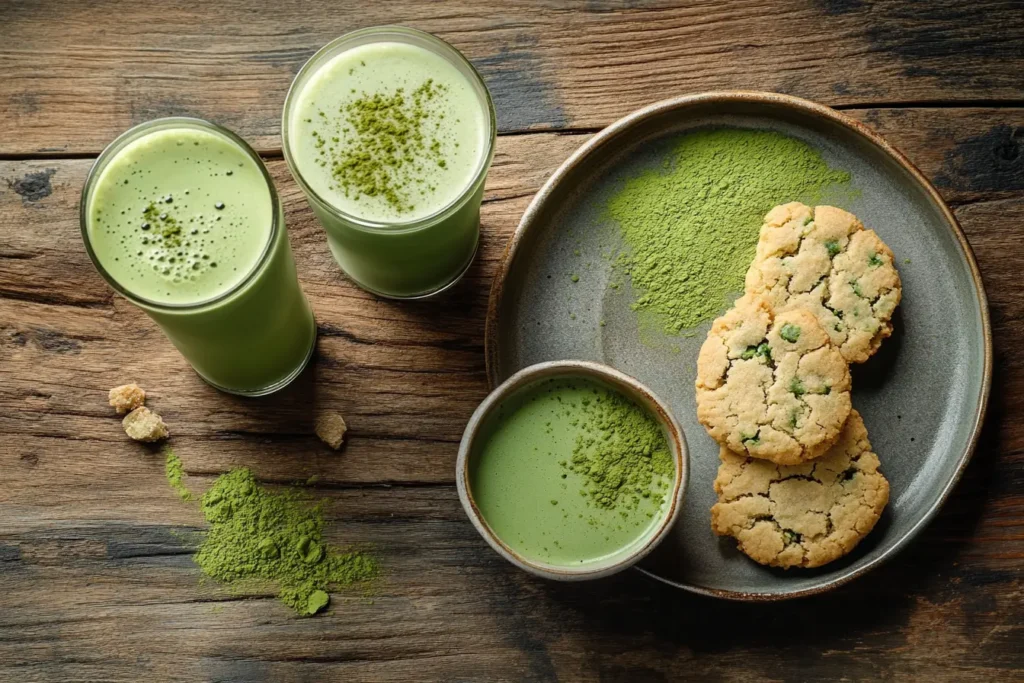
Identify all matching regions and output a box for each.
[81,118,316,396]
[283,26,496,299]
[457,361,688,580]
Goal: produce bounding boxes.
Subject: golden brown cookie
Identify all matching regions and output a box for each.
[695,295,852,465]
[710,410,889,569]
[745,203,902,364]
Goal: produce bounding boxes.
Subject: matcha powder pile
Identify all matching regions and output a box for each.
[181,467,377,616]
[562,388,674,511]
[608,128,851,333]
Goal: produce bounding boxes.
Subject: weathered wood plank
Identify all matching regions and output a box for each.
[2,112,1022,490]
[0,480,1021,682]
[0,132,589,489]
[1,97,1023,682]
[3,0,1023,154]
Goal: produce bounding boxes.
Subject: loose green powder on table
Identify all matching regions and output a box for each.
[607,128,851,333]
[559,387,674,511]
[163,458,378,616]
[194,469,378,616]
[164,448,191,502]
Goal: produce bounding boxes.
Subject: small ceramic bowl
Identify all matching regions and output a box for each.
[456,360,689,580]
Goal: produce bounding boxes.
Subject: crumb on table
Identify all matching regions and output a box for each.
[315,412,348,450]
[122,406,169,442]
[108,383,146,414]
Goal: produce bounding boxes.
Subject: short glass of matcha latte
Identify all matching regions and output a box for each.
[457,361,688,580]
[81,118,316,396]
[282,26,496,299]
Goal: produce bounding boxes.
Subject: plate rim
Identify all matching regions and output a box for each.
[483,90,992,600]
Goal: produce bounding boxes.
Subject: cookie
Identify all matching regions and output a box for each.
[745,203,902,364]
[710,410,889,569]
[695,295,852,465]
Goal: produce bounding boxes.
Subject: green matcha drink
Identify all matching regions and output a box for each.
[468,377,676,568]
[283,26,495,298]
[82,118,316,395]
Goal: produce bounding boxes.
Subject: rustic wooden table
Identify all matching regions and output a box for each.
[2,1,1022,681]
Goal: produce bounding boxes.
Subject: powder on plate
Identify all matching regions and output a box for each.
[608,128,851,333]
[192,468,378,616]
[560,386,674,511]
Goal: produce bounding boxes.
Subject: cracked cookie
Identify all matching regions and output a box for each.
[710,410,889,569]
[696,295,852,465]
[745,202,902,364]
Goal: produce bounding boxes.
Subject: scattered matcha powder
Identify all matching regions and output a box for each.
[142,202,183,248]
[607,129,851,333]
[559,387,674,511]
[164,447,191,502]
[311,79,450,213]
[192,468,379,616]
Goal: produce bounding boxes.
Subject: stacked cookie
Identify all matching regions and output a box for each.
[695,202,901,569]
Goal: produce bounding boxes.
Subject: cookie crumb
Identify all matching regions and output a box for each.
[315,412,347,450]
[108,383,146,414]
[123,407,169,442]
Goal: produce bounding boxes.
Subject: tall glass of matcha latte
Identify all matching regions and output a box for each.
[283,26,496,298]
[81,118,317,396]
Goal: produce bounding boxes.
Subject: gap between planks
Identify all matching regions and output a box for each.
[2,101,1022,162]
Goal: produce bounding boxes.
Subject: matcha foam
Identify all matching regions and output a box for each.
[288,41,488,223]
[86,126,273,305]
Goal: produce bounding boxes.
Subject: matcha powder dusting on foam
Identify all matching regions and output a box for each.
[311,76,450,214]
[171,466,378,616]
[608,129,851,333]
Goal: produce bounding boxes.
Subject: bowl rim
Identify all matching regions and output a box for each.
[483,90,993,600]
[456,360,689,581]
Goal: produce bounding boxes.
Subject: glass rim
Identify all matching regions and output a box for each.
[281,25,498,234]
[80,117,281,312]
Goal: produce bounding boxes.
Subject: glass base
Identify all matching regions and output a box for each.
[337,239,479,301]
[193,322,318,397]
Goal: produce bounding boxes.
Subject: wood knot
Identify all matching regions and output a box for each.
[7,168,56,202]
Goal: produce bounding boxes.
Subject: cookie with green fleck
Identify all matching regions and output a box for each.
[695,295,852,465]
[745,203,902,363]
[710,410,889,569]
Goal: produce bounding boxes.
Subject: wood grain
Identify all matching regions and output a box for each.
[0,131,588,489]
[0,482,1020,682]
[2,110,1023,680]
[2,1,1023,680]
[2,110,1021,489]
[3,0,1024,154]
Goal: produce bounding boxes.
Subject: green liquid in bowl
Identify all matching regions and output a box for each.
[468,377,676,568]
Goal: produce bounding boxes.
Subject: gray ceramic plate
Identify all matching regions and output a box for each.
[485,92,991,600]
